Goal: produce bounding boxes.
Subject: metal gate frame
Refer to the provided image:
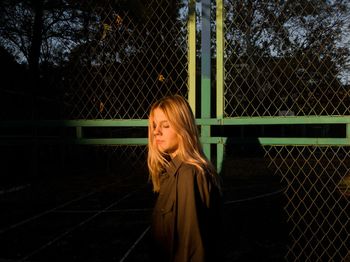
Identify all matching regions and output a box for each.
[214,1,350,261]
[1,0,349,260]
[2,0,349,165]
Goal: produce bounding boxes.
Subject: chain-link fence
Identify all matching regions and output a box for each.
[2,0,350,260]
[64,0,189,120]
[224,1,350,260]
[1,0,190,197]
[224,0,350,117]
[60,0,190,180]
[266,146,350,261]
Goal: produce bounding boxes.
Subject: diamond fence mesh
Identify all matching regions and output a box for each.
[2,0,350,260]
[265,146,350,261]
[63,0,189,120]
[224,0,350,117]
[223,1,350,261]
[55,144,148,176]
[60,0,190,180]
[97,145,148,177]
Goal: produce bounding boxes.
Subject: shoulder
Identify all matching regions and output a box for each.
[177,162,211,187]
[178,162,198,175]
[177,162,217,207]
[177,162,204,181]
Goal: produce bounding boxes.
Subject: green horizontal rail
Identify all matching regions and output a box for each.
[220,116,350,125]
[221,137,350,146]
[73,138,148,145]
[1,118,349,146]
[1,137,349,146]
[0,138,148,146]
[1,116,350,128]
[0,119,149,127]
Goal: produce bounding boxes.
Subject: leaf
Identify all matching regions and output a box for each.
[158,74,165,82]
[100,23,111,40]
[115,15,123,28]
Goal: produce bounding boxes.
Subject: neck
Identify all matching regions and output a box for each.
[170,150,178,159]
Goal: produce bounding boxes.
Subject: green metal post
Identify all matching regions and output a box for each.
[347,123,350,140]
[201,0,211,159]
[216,0,224,121]
[217,142,224,174]
[216,0,224,172]
[188,0,196,113]
[76,126,83,139]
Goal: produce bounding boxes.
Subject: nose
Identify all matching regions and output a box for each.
[154,125,161,136]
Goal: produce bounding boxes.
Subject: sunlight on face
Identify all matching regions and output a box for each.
[152,108,179,158]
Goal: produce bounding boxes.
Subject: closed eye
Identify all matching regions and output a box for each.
[153,120,170,129]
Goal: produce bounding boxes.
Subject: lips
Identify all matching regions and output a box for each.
[156,140,164,145]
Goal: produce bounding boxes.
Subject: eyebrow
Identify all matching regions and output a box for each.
[153,120,169,125]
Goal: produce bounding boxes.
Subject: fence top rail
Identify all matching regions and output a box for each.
[1,116,350,127]
[1,137,349,146]
[220,116,350,125]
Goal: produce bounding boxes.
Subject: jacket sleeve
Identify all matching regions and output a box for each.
[173,165,211,262]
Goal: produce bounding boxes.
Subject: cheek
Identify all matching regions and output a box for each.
[170,133,180,146]
[164,130,178,143]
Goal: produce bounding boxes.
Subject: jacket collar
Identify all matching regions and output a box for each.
[165,154,182,176]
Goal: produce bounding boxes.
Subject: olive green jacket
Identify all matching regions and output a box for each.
[151,155,222,262]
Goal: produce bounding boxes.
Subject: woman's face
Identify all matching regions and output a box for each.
[152,107,179,157]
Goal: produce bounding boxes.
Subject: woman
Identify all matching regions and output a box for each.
[148,95,222,262]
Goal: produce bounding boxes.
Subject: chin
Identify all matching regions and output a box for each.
[157,146,167,152]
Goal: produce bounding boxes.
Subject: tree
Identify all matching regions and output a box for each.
[0,0,88,67]
[224,0,350,116]
[64,0,188,119]
[0,0,97,118]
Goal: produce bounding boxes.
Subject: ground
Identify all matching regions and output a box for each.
[0,157,288,261]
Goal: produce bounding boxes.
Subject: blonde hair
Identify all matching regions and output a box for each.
[147,95,219,192]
